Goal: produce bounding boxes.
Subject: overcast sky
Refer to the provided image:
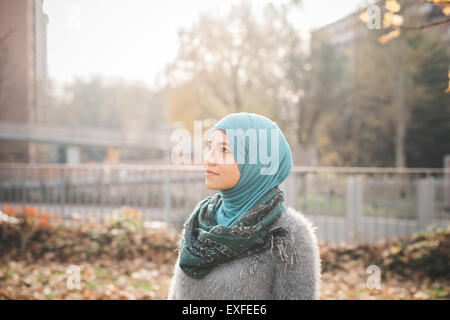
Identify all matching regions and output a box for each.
[43,0,369,90]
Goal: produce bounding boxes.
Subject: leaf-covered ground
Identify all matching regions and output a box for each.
[0,259,172,300]
[0,205,449,300]
[1,256,448,300]
[319,255,449,299]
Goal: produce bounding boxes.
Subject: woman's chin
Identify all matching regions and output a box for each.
[205,181,219,190]
[205,179,224,190]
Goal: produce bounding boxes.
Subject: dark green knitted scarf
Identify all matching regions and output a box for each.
[178,185,288,279]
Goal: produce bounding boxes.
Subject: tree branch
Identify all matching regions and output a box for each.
[400,17,450,30]
[202,69,231,107]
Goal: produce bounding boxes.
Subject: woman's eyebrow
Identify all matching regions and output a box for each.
[208,140,230,146]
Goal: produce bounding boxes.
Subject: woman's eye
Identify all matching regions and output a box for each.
[222,148,229,153]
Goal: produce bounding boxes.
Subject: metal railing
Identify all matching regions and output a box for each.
[0,163,449,244]
[0,121,172,150]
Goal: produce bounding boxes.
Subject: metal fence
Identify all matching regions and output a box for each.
[0,164,449,244]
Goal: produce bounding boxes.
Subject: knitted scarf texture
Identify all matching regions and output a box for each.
[178,185,288,279]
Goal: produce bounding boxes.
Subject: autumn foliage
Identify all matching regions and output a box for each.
[0,204,179,264]
[1,204,448,299]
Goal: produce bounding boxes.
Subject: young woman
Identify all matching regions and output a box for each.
[168,112,321,300]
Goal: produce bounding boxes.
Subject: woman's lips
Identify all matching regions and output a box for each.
[204,169,218,176]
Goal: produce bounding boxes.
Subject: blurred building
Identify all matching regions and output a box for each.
[0,0,48,162]
[311,0,450,56]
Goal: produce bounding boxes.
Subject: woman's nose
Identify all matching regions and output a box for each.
[204,146,225,165]
[204,147,216,166]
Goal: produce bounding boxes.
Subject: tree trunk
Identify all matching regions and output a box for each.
[395,68,406,168]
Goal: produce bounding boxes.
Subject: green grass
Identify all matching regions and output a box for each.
[133,281,154,291]
[85,281,98,289]
[297,194,346,217]
[364,200,417,219]
[297,193,419,219]
[435,207,450,220]
[46,293,56,300]
[428,286,448,300]
[95,267,108,279]
[7,268,14,278]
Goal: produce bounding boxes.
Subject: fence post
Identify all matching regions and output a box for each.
[99,168,104,225]
[346,176,363,244]
[164,168,172,227]
[417,177,435,232]
[284,174,296,208]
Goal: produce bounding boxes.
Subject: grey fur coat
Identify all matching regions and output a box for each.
[167,206,322,300]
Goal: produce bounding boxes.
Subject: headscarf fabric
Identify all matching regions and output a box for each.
[210,112,293,226]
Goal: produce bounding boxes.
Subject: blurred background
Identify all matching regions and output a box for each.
[0,0,449,300]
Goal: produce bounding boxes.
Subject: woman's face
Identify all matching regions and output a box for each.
[203,129,241,190]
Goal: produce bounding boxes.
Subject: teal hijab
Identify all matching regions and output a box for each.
[210,112,293,226]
